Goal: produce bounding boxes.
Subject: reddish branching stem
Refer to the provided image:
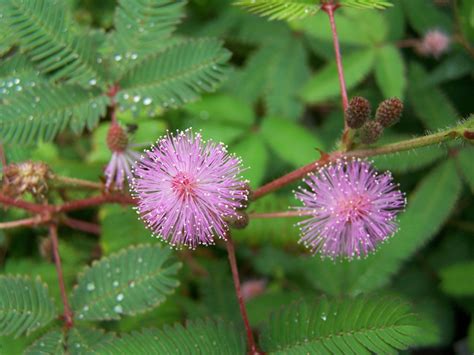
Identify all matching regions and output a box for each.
[322,2,351,150]
[56,193,135,213]
[49,223,74,329]
[226,234,261,355]
[252,152,332,200]
[61,216,101,235]
[107,84,120,124]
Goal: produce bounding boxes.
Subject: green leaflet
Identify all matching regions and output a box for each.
[112,0,186,58]
[233,133,269,187]
[0,276,56,338]
[439,261,474,297]
[301,49,375,103]
[228,35,310,121]
[401,0,452,35]
[374,44,406,99]
[95,319,245,354]
[0,82,108,144]
[457,148,474,193]
[339,0,392,9]
[260,116,325,167]
[295,8,387,46]
[4,0,106,87]
[24,329,65,355]
[407,62,458,130]
[234,0,320,22]
[117,39,231,112]
[67,327,115,354]
[70,244,181,321]
[99,205,159,255]
[260,295,424,354]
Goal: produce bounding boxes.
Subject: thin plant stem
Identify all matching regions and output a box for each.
[226,233,260,355]
[249,210,312,219]
[252,127,463,200]
[52,175,102,190]
[49,223,74,328]
[61,216,101,235]
[56,193,135,213]
[0,194,50,213]
[0,215,49,229]
[322,2,348,112]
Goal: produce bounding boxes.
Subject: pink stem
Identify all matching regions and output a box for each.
[61,216,101,235]
[323,2,348,113]
[49,223,74,328]
[226,234,261,354]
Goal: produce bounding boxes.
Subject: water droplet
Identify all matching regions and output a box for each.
[114,305,123,313]
[75,343,81,348]
[114,54,123,62]
[143,97,152,105]
[133,95,141,103]
[113,280,119,287]
[116,293,124,302]
[131,53,138,60]
[138,257,143,263]
[40,342,45,347]
[130,281,135,288]
[86,282,95,291]
[89,78,97,86]
[83,305,89,311]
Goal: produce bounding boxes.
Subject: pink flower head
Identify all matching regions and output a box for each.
[294,158,406,259]
[104,123,141,190]
[131,129,249,249]
[418,29,450,58]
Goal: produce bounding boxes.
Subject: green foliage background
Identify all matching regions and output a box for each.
[0,0,473,353]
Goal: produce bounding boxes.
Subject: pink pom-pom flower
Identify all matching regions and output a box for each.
[132,129,249,249]
[294,158,406,259]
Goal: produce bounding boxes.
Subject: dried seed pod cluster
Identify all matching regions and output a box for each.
[346,97,404,145]
[1,161,52,200]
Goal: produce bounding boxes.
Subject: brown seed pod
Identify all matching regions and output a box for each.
[376,98,404,128]
[346,96,371,129]
[360,121,384,144]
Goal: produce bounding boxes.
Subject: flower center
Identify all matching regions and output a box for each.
[336,194,369,222]
[171,172,196,199]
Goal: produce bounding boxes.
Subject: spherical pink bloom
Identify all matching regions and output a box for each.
[294,159,406,259]
[104,123,141,190]
[132,129,248,249]
[418,29,450,58]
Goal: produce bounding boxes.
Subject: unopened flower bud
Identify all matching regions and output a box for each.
[376,98,403,128]
[417,30,450,58]
[346,96,371,129]
[360,121,384,144]
[226,211,249,229]
[107,123,129,152]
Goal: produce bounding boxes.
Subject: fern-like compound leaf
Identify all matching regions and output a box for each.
[24,329,65,355]
[0,276,56,338]
[234,0,320,21]
[117,38,231,112]
[4,0,106,87]
[70,244,181,321]
[339,0,392,9]
[95,319,245,354]
[0,82,108,144]
[112,0,186,59]
[260,296,424,353]
[67,327,116,354]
